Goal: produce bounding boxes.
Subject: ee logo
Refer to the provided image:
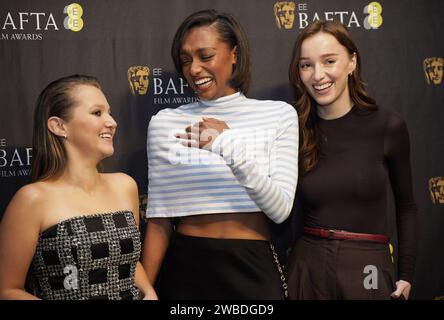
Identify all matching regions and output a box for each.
[364,1,383,30]
[64,3,84,32]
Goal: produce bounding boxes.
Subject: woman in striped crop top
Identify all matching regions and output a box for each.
[142,10,299,299]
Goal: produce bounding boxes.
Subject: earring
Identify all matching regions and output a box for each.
[63,135,68,140]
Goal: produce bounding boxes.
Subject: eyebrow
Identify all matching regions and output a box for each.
[299,53,339,60]
[91,104,111,112]
[180,47,216,55]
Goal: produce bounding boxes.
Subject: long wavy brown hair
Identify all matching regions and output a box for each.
[289,20,377,175]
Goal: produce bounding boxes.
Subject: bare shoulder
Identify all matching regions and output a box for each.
[101,173,139,199]
[8,182,47,210]
[1,182,49,228]
[101,172,137,189]
[100,173,140,223]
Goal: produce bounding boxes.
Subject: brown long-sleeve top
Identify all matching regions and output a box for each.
[298,106,418,282]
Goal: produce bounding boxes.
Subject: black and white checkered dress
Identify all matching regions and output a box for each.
[30,211,142,300]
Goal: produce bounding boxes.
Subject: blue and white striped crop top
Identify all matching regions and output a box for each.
[146,92,298,223]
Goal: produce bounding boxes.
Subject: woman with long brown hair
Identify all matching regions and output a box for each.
[286,20,417,299]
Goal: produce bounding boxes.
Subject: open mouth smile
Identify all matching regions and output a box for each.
[313,82,333,92]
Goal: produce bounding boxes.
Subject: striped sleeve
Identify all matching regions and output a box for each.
[211,105,299,223]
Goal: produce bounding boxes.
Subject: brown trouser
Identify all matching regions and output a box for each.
[286,235,396,299]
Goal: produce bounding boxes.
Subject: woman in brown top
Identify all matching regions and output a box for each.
[286,20,418,300]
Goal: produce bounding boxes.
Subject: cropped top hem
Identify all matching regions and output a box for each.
[146,207,263,219]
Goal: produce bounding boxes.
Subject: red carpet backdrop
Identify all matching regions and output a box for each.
[0,0,443,299]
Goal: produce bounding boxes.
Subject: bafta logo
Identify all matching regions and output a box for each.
[128,66,150,95]
[423,57,443,85]
[274,1,296,30]
[429,177,444,205]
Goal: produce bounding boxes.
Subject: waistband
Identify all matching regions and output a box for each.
[173,232,271,248]
[303,226,390,244]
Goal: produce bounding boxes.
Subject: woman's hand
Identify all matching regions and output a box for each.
[134,261,159,300]
[176,117,229,150]
[141,285,159,300]
[391,280,411,300]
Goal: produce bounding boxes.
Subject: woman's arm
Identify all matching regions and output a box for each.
[143,114,174,284]
[384,112,418,299]
[141,218,172,285]
[0,185,42,300]
[135,262,158,300]
[122,173,158,300]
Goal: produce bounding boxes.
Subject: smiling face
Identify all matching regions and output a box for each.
[298,32,356,113]
[179,24,237,100]
[64,85,117,160]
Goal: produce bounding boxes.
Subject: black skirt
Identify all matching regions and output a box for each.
[156,232,287,300]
